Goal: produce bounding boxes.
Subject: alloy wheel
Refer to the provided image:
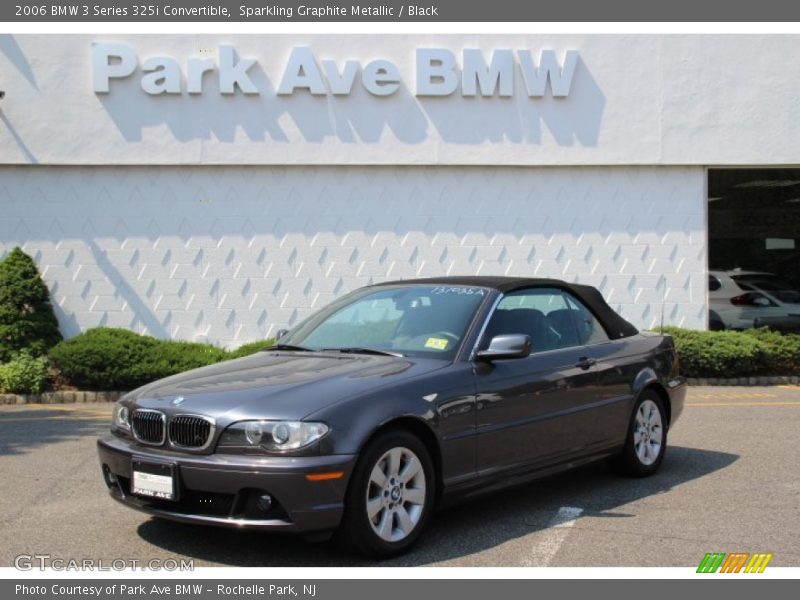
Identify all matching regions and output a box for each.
[365,446,427,542]
[633,399,663,466]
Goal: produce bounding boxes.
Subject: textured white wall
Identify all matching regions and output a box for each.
[0,165,705,346]
[2,34,800,166]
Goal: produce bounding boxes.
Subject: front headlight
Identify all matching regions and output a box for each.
[112,403,130,432]
[217,420,329,452]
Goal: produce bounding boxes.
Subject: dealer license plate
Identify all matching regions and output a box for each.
[131,458,176,501]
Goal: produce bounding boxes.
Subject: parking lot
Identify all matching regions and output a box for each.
[1,386,798,568]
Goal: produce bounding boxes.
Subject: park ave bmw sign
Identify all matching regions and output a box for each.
[91,43,579,98]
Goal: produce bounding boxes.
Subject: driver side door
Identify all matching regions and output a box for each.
[474,288,601,477]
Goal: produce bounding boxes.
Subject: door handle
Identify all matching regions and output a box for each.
[576,357,597,369]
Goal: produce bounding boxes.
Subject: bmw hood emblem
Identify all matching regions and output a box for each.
[171,396,185,406]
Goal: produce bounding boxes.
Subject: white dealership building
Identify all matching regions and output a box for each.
[1,34,799,346]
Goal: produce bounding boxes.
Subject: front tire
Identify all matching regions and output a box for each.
[337,430,435,558]
[613,391,668,477]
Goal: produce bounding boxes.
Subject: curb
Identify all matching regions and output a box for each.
[685,376,799,386]
[0,391,125,405]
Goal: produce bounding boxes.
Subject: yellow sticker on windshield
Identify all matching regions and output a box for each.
[425,337,449,350]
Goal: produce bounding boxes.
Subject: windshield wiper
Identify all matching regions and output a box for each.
[319,347,405,358]
[267,343,317,352]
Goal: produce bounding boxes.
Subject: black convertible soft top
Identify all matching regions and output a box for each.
[376,276,639,339]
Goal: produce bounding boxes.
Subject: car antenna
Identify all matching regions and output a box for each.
[660,275,666,332]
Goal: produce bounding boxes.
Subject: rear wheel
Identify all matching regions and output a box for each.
[613,391,668,477]
[337,430,435,558]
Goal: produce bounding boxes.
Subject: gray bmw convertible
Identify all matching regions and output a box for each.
[98,276,685,557]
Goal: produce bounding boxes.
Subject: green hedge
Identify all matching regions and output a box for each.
[661,327,800,378]
[41,325,800,390]
[49,328,274,390]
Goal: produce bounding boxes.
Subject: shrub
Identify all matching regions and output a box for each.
[0,353,49,394]
[132,340,227,384]
[49,328,229,390]
[227,339,276,359]
[660,326,800,378]
[48,328,273,390]
[0,247,62,361]
[48,328,158,390]
[741,328,800,373]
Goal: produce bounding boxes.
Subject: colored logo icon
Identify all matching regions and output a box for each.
[697,552,773,573]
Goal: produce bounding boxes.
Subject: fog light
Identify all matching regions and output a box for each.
[103,466,117,487]
[256,493,272,512]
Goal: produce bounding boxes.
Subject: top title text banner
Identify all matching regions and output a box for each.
[6,0,800,22]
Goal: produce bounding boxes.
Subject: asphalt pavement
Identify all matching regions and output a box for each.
[1,386,798,567]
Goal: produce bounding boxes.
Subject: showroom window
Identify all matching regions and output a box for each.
[708,169,800,332]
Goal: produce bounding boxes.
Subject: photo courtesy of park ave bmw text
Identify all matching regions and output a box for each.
[3,35,800,342]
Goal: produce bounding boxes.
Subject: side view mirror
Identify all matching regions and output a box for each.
[475,334,532,361]
[275,328,289,341]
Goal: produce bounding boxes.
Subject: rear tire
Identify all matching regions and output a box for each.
[336,429,435,558]
[613,390,668,477]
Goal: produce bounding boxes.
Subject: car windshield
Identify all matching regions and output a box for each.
[732,274,800,304]
[280,285,490,359]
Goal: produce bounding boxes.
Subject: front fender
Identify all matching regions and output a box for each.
[306,365,477,484]
[309,388,440,456]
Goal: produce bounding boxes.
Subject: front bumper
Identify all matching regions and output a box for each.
[97,434,357,533]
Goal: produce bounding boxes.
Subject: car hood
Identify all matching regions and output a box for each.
[127,351,446,422]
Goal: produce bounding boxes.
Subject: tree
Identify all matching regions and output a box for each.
[0,247,62,361]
